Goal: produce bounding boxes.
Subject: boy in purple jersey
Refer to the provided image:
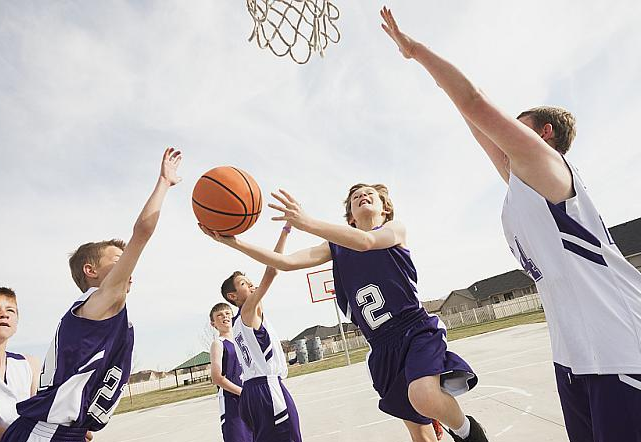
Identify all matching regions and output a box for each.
[206,187,486,442]
[209,302,253,442]
[2,149,182,442]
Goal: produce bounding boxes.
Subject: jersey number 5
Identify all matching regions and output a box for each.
[356,284,392,330]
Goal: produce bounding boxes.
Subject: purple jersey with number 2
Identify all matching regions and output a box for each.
[17,287,134,431]
[329,242,422,341]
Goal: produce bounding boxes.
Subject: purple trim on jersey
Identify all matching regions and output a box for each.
[546,201,608,266]
[239,377,302,442]
[253,324,272,362]
[221,339,244,399]
[1,417,88,442]
[546,201,601,247]
[561,240,607,266]
[6,352,26,360]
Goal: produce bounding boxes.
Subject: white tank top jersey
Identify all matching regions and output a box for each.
[232,313,287,381]
[0,352,33,428]
[502,161,641,375]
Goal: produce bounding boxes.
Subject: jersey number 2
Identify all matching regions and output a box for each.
[356,284,392,330]
[88,366,123,424]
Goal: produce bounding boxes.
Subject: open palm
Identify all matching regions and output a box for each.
[380,6,415,59]
[161,147,182,186]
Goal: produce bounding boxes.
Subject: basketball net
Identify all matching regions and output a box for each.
[246,0,341,64]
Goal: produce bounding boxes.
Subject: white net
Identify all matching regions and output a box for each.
[246,0,341,64]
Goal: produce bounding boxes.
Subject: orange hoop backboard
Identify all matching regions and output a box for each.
[306,268,335,303]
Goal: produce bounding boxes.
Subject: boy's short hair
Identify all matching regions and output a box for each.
[220,271,244,306]
[69,239,127,292]
[209,302,233,321]
[0,287,17,313]
[517,106,576,155]
[344,183,394,227]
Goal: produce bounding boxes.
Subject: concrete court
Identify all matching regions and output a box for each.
[100,322,569,442]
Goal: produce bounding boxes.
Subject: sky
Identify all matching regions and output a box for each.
[1,0,641,371]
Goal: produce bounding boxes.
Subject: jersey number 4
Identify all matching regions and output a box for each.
[356,284,392,330]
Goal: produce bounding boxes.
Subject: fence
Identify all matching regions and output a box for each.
[125,368,210,396]
[439,293,542,329]
[124,294,543,396]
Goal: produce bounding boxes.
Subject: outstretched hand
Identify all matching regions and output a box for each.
[199,223,238,247]
[269,189,311,231]
[160,147,182,186]
[380,6,416,59]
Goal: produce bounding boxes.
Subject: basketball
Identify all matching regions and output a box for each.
[192,166,262,236]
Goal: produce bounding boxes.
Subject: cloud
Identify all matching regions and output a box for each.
[2,0,640,369]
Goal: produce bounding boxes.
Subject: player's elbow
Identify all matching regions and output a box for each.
[279,258,299,272]
[132,222,155,241]
[460,88,489,119]
[354,235,377,252]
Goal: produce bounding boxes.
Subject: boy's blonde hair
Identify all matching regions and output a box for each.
[69,239,126,292]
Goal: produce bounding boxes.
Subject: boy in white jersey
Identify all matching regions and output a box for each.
[203,186,482,442]
[209,302,253,442]
[202,223,302,442]
[0,288,39,439]
[0,288,93,442]
[379,6,641,441]
[2,149,182,442]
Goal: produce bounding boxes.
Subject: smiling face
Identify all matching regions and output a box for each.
[210,307,233,333]
[0,295,18,342]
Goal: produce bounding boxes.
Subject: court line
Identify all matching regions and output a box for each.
[494,425,514,437]
[477,360,552,375]
[293,381,371,395]
[470,345,550,366]
[356,417,395,428]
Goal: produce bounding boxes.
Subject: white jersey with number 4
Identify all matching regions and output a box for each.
[501,161,641,375]
[232,313,287,381]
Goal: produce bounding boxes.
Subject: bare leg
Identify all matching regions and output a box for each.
[403,420,438,442]
[408,375,465,429]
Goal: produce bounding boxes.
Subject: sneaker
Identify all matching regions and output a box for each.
[447,416,488,442]
[433,419,444,441]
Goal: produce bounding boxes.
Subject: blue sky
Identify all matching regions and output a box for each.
[2,0,640,370]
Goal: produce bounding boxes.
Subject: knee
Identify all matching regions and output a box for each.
[408,381,445,419]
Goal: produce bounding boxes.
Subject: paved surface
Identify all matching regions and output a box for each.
[100,323,569,442]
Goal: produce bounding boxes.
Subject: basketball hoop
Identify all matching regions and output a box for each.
[245,0,341,64]
[306,268,351,365]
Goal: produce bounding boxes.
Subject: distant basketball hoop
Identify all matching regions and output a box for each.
[245,0,341,64]
[306,268,336,303]
[306,268,351,364]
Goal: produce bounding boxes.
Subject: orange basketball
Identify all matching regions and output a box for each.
[192,166,262,236]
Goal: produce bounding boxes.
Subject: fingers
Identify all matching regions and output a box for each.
[278,189,299,206]
[270,192,295,209]
[272,216,287,221]
[170,150,182,162]
[267,203,288,214]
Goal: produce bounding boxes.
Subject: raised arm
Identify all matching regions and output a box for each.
[200,225,331,271]
[239,223,293,328]
[77,148,182,320]
[209,340,242,396]
[463,117,510,183]
[380,7,572,203]
[270,190,407,251]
